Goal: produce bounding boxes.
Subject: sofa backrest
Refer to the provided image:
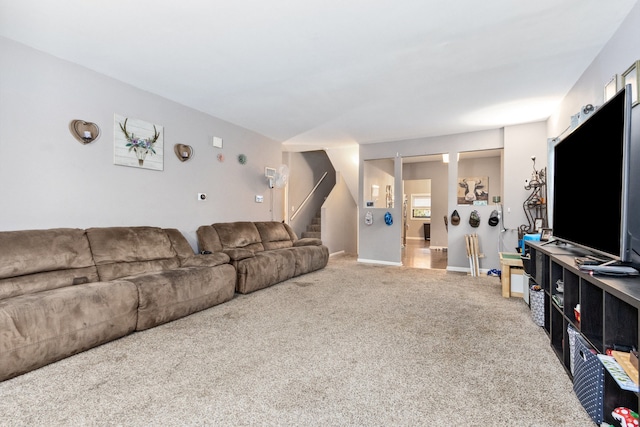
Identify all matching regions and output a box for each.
[254,222,295,250]
[212,222,265,253]
[0,228,99,301]
[164,228,197,260]
[86,226,180,281]
[196,225,224,253]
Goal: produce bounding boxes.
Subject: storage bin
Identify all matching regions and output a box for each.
[573,335,604,424]
[567,325,578,375]
[530,285,544,327]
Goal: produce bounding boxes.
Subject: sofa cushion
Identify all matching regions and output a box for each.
[294,238,323,247]
[180,253,230,268]
[195,225,223,253]
[0,280,138,382]
[213,222,264,253]
[129,264,236,330]
[86,227,180,281]
[288,245,329,276]
[254,222,294,250]
[164,228,197,260]
[163,228,230,267]
[235,250,296,294]
[0,228,98,301]
[223,248,255,262]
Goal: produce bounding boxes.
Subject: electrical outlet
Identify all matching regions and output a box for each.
[255,195,263,203]
[197,193,207,201]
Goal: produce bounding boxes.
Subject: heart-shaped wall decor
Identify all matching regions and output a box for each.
[174,144,193,162]
[69,120,100,144]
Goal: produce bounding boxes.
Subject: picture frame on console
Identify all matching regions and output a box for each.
[540,228,552,242]
[604,75,618,102]
[534,218,544,233]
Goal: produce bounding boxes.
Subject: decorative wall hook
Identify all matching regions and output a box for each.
[69,120,100,144]
[174,144,193,162]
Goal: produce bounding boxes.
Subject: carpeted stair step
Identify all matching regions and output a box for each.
[307,224,321,232]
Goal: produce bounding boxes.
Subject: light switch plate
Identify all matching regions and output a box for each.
[255,195,264,203]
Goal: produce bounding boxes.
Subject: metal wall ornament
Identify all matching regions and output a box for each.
[69,120,100,144]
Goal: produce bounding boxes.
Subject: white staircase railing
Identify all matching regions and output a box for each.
[291,171,328,221]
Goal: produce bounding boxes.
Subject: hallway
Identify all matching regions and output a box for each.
[401,239,447,269]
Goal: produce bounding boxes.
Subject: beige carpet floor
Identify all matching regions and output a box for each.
[0,254,593,426]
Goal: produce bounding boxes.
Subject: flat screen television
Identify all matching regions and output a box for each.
[552,85,632,264]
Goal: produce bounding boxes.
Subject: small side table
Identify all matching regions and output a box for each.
[499,252,523,298]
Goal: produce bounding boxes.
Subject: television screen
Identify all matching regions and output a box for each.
[552,87,631,261]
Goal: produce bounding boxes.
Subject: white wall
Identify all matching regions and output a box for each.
[548,2,640,138]
[358,123,546,271]
[325,145,359,203]
[322,172,357,255]
[503,122,548,253]
[0,37,283,250]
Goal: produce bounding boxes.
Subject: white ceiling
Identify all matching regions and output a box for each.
[1,1,637,151]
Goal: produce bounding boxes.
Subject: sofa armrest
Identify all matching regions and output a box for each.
[223,248,255,261]
[294,238,323,247]
[180,252,230,268]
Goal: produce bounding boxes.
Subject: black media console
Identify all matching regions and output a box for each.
[526,240,640,425]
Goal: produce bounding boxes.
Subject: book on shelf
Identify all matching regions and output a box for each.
[597,354,640,392]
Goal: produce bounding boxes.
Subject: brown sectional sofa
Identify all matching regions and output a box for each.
[0,226,236,382]
[197,221,329,294]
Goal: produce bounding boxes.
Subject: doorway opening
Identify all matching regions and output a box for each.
[401,155,448,270]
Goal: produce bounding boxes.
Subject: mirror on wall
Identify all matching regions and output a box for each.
[456,149,503,206]
[363,158,395,208]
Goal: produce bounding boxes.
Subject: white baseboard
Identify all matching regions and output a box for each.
[329,250,345,257]
[357,258,403,267]
[447,266,488,275]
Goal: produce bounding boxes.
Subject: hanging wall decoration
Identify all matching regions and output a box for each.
[457,176,489,205]
[173,144,193,162]
[69,120,100,144]
[114,114,164,171]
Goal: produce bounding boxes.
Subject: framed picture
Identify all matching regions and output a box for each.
[604,75,618,102]
[114,114,164,171]
[540,228,553,242]
[457,176,489,205]
[534,218,544,232]
[622,61,640,105]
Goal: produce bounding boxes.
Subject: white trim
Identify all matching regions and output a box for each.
[357,258,403,267]
[330,250,345,257]
[447,266,489,275]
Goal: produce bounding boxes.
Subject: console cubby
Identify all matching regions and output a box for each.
[550,303,564,359]
[526,241,640,421]
[563,270,580,326]
[604,294,638,358]
[581,280,604,353]
[544,290,551,335]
